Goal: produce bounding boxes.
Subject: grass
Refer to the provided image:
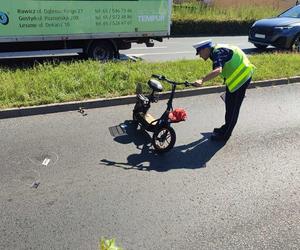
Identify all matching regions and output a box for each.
[172,0,290,21]
[0,52,299,109]
[99,238,122,250]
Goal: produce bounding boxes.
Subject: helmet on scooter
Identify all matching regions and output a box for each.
[168,108,187,122]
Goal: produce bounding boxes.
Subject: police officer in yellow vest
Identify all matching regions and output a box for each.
[193,40,255,142]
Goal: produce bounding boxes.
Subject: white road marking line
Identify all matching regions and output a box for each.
[127,51,194,57]
[129,46,168,50]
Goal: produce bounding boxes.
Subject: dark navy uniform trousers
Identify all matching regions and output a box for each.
[221,77,251,139]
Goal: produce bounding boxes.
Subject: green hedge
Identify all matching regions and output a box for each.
[171,19,256,36]
[1,53,300,109]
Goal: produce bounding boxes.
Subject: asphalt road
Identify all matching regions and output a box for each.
[0,36,270,66]
[0,83,299,250]
[120,36,263,62]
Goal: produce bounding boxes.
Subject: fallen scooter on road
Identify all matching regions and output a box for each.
[133,74,196,153]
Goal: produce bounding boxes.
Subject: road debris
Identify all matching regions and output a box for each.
[78,107,87,116]
[31,181,40,189]
[109,124,127,137]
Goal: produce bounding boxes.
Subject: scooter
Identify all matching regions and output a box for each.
[132,74,195,153]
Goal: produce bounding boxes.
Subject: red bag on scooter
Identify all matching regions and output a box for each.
[168,108,187,122]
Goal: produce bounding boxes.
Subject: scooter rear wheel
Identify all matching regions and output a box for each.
[152,126,176,153]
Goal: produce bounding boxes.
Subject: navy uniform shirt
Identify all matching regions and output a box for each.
[209,46,233,70]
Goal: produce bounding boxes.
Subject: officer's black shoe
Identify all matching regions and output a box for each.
[213,125,226,135]
[213,128,223,134]
[210,132,230,142]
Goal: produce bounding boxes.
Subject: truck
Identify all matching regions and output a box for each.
[0,0,172,60]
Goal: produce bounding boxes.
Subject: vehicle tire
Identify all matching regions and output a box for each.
[254,43,268,50]
[88,41,114,61]
[291,35,300,52]
[152,126,176,153]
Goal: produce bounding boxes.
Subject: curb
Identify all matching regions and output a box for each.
[1,76,300,119]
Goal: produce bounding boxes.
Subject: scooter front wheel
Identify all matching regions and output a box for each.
[152,126,176,153]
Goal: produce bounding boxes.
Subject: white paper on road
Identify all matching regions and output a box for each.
[42,158,51,167]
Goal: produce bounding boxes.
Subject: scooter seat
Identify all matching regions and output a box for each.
[142,113,157,125]
[148,79,163,92]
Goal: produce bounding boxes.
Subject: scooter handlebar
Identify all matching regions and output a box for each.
[151,74,165,80]
[151,75,196,87]
[184,81,198,87]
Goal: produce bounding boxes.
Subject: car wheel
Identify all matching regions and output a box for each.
[291,35,300,52]
[254,43,268,50]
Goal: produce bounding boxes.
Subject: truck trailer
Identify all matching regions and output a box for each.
[0,0,172,60]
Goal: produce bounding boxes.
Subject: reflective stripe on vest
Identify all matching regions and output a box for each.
[227,64,252,89]
[214,44,255,92]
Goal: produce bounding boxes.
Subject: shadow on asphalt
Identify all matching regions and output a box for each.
[101,120,225,172]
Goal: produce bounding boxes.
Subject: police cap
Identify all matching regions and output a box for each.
[193,40,213,55]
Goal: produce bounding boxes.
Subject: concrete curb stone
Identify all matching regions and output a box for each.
[1,76,300,119]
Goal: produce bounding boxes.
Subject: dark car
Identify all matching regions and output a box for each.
[249,3,300,51]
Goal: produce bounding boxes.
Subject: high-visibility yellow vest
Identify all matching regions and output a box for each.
[213,44,256,93]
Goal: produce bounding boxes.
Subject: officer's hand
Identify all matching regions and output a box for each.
[193,79,203,87]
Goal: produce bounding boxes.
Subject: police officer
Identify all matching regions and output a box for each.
[192,40,255,142]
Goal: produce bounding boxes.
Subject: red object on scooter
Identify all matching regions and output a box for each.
[168,108,187,122]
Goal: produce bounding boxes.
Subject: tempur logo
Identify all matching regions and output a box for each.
[138,15,165,23]
[0,11,9,25]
